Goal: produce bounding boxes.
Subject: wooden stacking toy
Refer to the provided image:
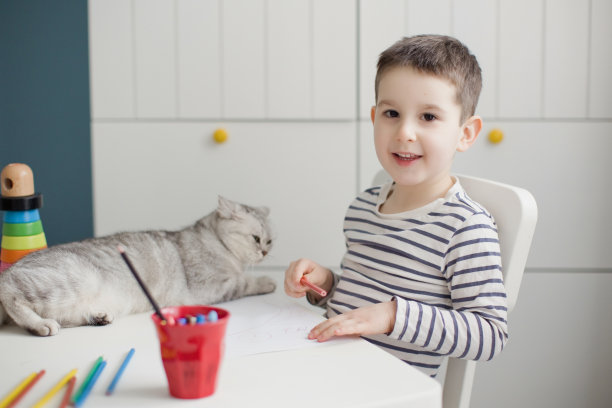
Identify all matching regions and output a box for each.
[0,163,47,272]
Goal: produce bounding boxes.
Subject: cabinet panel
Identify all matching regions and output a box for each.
[313,0,356,119]
[134,0,177,118]
[359,0,405,119]
[405,0,451,36]
[267,0,311,118]
[92,122,357,268]
[177,0,221,118]
[452,122,612,269]
[589,0,612,119]
[498,0,543,118]
[222,0,266,119]
[453,0,497,119]
[88,0,134,118]
[543,0,589,118]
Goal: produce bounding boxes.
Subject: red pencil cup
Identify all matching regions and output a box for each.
[151,305,230,399]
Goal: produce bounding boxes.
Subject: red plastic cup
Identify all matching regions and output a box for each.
[151,305,230,399]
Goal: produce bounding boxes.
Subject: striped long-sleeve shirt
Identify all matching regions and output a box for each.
[321,179,508,377]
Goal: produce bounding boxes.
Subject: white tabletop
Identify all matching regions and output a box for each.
[0,270,441,407]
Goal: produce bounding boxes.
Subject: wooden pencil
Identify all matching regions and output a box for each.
[5,370,45,408]
[117,246,167,322]
[32,368,77,408]
[58,376,76,408]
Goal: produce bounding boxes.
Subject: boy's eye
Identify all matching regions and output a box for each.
[422,113,436,121]
[252,235,261,244]
[384,110,399,118]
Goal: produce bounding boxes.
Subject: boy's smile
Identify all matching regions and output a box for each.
[371,66,480,212]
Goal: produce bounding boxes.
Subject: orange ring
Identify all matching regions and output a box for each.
[0,247,46,263]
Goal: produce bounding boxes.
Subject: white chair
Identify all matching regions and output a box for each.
[371,170,538,408]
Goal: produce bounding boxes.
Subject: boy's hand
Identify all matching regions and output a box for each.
[284,258,333,300]
[308,300,397,342]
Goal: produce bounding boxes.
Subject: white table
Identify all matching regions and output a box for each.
[0,271,441,407]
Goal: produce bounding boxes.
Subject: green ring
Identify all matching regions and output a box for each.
[2,220,43,237]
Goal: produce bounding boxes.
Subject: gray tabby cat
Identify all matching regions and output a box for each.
[0,196,276,336]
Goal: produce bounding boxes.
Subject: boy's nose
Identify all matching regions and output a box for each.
[397,122,417,142]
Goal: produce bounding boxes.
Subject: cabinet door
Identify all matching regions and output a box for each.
[88,0,134,118]
[543,0,589,118]
[133,0,177,118]
[92,122,357,268]
[89,0,356,120]
[452,122,612,269]
[498,0,544,118]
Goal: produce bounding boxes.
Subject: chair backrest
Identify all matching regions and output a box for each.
[370,170,538,408]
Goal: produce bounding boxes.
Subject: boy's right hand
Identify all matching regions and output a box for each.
[284,258,332,299]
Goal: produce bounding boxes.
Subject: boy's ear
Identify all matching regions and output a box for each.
[370,106,376,124]
[456,115,482,152]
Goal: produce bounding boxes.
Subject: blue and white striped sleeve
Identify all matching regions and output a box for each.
[388,212,508,361]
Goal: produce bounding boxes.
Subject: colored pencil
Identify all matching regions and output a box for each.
[117,245,167,322]
[300,276,327,297]
[32,368,77,408]
[73,360,106,407]
[58,376,76,408]
[105,348,135,395]
[4,370,45,408]
[0,370,40,408]
[71,356,103,404]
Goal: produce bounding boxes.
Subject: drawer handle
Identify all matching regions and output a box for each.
[488,128,503,144]
[213,128,228,144]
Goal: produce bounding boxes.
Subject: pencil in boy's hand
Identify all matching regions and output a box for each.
[117,246,167,323]
[300,276,327,297]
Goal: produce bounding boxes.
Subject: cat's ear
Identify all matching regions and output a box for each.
[257,206,270,218]
[217,196,245,220]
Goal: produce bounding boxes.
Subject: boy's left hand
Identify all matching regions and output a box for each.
[308,300,397,342]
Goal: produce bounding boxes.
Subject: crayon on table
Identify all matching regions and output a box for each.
[32,368,77,408]
[71,356,103,404]
[106,348,135,396]
[58,376,76,408]
[73,360,106,408]
[4,370,45,408]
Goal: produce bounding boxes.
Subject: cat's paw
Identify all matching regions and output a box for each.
[27,319,61,336]
[90,312,114,326]
[256,276,276,294]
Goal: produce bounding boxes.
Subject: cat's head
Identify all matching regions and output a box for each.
[213,196,273,265]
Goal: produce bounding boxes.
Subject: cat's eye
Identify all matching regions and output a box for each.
[252,235,261,244]
[266,239,272,245]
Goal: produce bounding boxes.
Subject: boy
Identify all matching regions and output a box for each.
[284,35,507,377]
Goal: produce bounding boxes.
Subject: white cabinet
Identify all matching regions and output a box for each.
[92,122,356,268]
[88,0,356,120]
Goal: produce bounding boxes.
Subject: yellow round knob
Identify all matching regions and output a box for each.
[213,128,228,144]
[488,128,503,144]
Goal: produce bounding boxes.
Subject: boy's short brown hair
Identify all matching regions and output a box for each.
[375,35,482,123]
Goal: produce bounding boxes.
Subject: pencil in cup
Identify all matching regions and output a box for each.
[117,245,167,322]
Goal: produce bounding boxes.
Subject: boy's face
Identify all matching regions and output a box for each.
[371,66,479,193]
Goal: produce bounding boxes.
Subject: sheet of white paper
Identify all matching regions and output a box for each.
[217,294,326,358]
